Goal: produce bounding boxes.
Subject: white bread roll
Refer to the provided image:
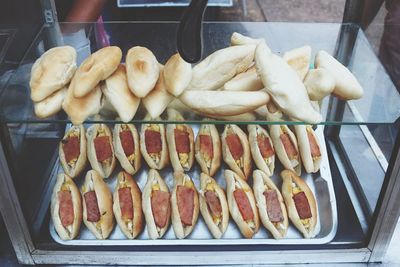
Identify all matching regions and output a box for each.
[189,45,256,91]
[34,86,67,118]
[223,66,264,92]
[230,32,263,46]
[126,46,159,98]
[30,46,76,102]
[195,123,221,176]
[164,53,192,96]
[247,125,275,176]
[315,50,364,100]
[294,125,322,173]
[303,68,335,101]
[283,46,311,81]
[113,123,141,175]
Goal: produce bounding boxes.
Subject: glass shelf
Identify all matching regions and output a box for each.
[0,22,399,125]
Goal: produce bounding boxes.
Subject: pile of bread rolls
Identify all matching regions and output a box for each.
[30,32,364,125]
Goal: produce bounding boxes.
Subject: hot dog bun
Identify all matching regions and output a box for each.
[248,125,275,176]
[195,123,221,176]
[113,123,141,175]
[294,125,322,174]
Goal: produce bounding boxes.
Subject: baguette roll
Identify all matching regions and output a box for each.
[294,125,322,173]
[281,170,317,238]
[34,86,67,118]
[126,46,160,98]
[113,123,141,175]
[303,68,335,101]
[72,46,122,98]
[59,125,87,178]
[164,53,192,97]
[253,170,288,239]
[30,46,77,102]
[223,67,264,92]
[269,125,301,175]
[51,173,82,240]
[195,123,221,176]
[81,170,114,239]
[248,125,275,176]
[224,170,259,238]
[87,124,116,178]
[199,173,229,239]
[142,169,171,239]
[140,116,169,170]
[230,32,263,46]
[283,46,311,81]
[189,45,256,91]
[171,172,199,239]
[166,108,194,172]
[113,171,143,239]
[222,125,252,180]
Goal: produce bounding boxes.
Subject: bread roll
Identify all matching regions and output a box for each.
[281,170,317,238]
[283,46,311,81]
[113,171,143,239]
[59,125,87,178]
[206,112,257,122]
[81,170,114,239]
[195,123,221,176]
[142,169,171,239]
[171,172,199,239]
[223,67,264,92]
[86,124,116,178]
[34,86,67,118]
[221,125,252,180]
[199,173,229,239]
[294,125,322,173]
[315,50,364,100]
[51,173,82,240]
[30,46,76,102]
[72,46,122,98]
[254,105,269,118]
[253,170,288,239]
[230,32,263,46]
[189,45,255,90]
[113,123,141,175]
[166,108,194,172]
[265,101,284,122]
[248,125,275,176]
[101,64,140,122]
[164,53,192,96]
[224,170,259,238]
[126,46,160,98]
[255,41,322,124]
[303,68,335,101]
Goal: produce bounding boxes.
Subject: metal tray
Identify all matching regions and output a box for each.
[50,124,337,245]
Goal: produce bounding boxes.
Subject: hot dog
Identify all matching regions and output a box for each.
[171,172,199,239]
[248,125,275,176]
[113,171,143,239]
[294,125,322,173]
[253,170,288,239]
[222,125,252,180]
[81,170,114,239]
[195,123,221,176]
[59,125,87,178]
[87,124,116,178]
[142,169,171,239]
[113,124,141,175]
[51,173,82,240]
[281,169,317,238]
[224,169,259,238]
[199,173,229,239]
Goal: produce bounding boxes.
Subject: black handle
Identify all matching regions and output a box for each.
[177,0,208,63]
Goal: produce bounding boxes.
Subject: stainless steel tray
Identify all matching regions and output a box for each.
[50,124,337,245]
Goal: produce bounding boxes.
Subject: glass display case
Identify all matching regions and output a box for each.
[0,6,400,266]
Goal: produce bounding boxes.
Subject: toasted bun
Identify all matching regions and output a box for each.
[221,125,252,180]
[189,45,256,91]
[230,32,263,46]
[51,173,82,240]
[179,90,270,116]
[86,124,116,178]
[223,66,264,92]
[34,86,67,118]
[224,170,259,238]
[280,170,317,238]
[126,46,160,98]
[59,125,87,178]
[30,46,77,102]
[166,108,194,172]
[101,64,140,122]
[315,50,363,100]
[195,123,221,176]
[72,46,122,98]
[294,125,322,173]
[247,125,275,176]
[142,169,171,239]
[62,82,102,125]
[199,173,229,239]
[113,124,141,175]
[164,53,192,96]
[304,68,335,101]
[252,170,288,239]
[142,66,175,119]
[171,172,199,239]
[140,116,169,170]
[82,170,114,239]
[255,41,321,124]
[283,46,311,81]
[113,171,143,239]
